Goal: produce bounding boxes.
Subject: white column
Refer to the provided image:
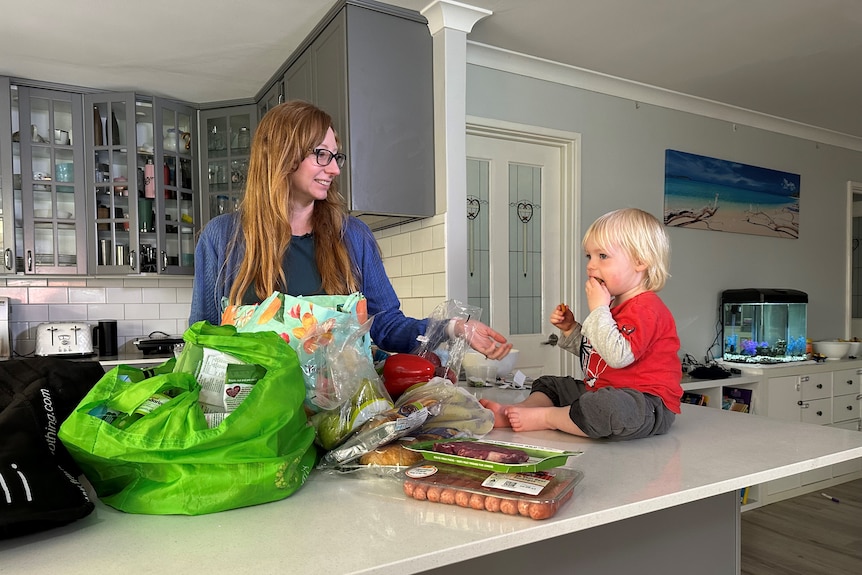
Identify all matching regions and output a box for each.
[420,0,492,302]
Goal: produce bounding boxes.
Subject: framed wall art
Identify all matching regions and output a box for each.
[664,149,801,239]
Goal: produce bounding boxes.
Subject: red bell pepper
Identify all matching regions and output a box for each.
[382,353,437,399]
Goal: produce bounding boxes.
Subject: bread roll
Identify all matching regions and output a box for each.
[359,441,424,466]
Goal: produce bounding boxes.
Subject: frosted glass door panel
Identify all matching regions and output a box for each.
[466,135,562,377]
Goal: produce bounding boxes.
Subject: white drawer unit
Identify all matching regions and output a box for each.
[767,372,833,423]
[831,367,862,426]
[800,397,832,425]
[799,372,832,400]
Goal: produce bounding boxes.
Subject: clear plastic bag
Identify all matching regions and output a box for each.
[307,317,394,451]
[318,397,442,468]
[410,300,482,384]
[395,377,494,438]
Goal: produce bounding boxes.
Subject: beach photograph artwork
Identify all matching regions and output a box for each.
[664,149,801,239]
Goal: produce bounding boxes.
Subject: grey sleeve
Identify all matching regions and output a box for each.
[581,306,635,368]
[557,324,583,355]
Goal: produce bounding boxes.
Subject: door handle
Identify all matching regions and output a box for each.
[541,333,558,346]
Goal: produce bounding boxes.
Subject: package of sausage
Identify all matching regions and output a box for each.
[402,461,582,520]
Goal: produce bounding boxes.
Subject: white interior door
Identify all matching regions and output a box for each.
[466,133,566,378]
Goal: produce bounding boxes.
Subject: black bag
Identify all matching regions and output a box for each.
[0,357,105,539]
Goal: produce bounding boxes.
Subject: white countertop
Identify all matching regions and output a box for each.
[3,405,861,574]
[95,351,175,367]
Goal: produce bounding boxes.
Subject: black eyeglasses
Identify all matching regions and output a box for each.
[309,148,347,168]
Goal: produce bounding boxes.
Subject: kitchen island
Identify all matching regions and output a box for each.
[2,404,861,574]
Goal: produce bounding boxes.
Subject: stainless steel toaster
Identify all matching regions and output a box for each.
[35,322,94,356]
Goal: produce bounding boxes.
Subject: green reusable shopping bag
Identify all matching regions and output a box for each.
[58,321,317,515]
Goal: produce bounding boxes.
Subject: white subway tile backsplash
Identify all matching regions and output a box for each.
[29,287,69,304]
[390,276,412,297]
[422,248,445,274]
[106,287,143,303]
[432,273,447,297]
[47,305,88,321]
[412,275,435,298]
[46,278,87,287]
[402,253,423,276]
[376,236,392,258]
[3,276,193,357]
[5,278,47,287]
[87,303,127,321]
[141,318,184,337]
[10,303,48,322]
[410,227,433,252]
[68,287,106,303]
[160,303,192,325]
[142,287,178,304]
[0,287,29,304]
[390,237,412,257]
[400,298,424,319]
[383,257,402,278]
[176,287,193,303]
[123,303,156,320]
[432,224,445,249]
[117,319,143,337]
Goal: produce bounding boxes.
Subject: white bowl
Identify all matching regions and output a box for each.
[812,341,850,360]
[463,349,520,377]
[846,341,861,358]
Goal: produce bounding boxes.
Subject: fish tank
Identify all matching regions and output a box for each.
[721,288,808,364]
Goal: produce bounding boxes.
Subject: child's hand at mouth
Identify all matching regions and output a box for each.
[585,276,612,310]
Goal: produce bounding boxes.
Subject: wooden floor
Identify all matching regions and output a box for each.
[741,478,862,575]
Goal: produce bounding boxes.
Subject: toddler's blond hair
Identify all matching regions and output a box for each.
[582,208,671,292]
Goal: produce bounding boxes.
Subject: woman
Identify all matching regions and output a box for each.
[190,100,510,357]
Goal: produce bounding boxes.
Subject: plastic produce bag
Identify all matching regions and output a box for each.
[411,300,482,384]
[57,321,317,515]
[318,397,442,468]
[308,317,395,450]
[395,377,495,439]
[223,291,371,411]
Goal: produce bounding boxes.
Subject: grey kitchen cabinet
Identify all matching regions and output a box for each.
[0,77,14,275]
[259,0,435,231]
[258,78,283,120]
[12,85,87,274]
[283,49,313,104]
[85,92,197,275]
[198,105,257,226]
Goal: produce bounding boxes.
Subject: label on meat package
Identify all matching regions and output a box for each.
[481,471,553,496]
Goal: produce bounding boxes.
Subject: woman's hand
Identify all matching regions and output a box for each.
[456,319,512,359]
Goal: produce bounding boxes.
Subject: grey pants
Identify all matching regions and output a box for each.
[531,375,675,441]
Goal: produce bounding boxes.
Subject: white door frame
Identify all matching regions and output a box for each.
[846,181,862,338]
[465,117,581,376]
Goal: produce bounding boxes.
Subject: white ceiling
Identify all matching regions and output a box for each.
[2,0,861,139]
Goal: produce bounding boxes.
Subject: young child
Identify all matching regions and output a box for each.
[481,208,683,440]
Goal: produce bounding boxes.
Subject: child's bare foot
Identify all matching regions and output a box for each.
[506,406,552,432]
[479,398,511,428]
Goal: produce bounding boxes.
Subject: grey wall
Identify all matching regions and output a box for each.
[467,65,862,361]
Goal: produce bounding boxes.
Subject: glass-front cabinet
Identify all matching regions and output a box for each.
[12,86,87,274]
[198,106,255,225]
[0,78,14,276]
[85,93,197,275]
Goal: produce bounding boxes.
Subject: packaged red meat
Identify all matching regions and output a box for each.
[402,461,582,520]
[405,438,581,472]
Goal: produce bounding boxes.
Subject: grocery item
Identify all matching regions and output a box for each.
[381,353,437,399]
[359,440,425,467]
[433,441,529,464]
[406,438,582,473]
[402,462,582,520]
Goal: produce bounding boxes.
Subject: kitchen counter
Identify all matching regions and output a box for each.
[3,405,862,574]
[95,351,175,368]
